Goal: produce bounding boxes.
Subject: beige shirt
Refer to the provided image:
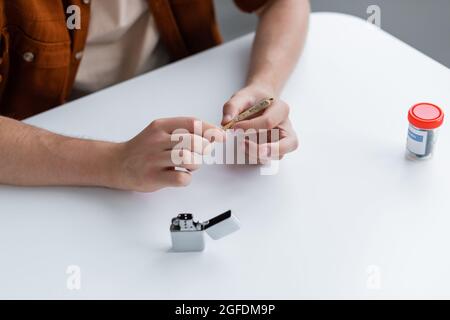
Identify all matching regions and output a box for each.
[74,0,169,95]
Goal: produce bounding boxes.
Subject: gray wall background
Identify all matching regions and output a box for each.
[214,0,450,68]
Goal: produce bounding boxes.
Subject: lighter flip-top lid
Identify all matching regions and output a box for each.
[204,210,240,240]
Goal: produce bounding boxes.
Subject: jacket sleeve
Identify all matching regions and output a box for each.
[233,0,270,13]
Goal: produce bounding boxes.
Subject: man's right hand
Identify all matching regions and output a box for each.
[0,116,223,192]
[113,117,225,192]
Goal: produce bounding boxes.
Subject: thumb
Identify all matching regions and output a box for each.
[221,94,256,125]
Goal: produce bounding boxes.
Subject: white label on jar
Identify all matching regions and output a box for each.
[407,126,428,155]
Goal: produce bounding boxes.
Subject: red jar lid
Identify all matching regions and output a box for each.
[408,103,444,129]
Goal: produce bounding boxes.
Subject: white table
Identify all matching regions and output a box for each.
[1,13,449,299]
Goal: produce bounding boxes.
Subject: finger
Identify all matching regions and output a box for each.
[276,134,299,156]
[151,117,225,141]
[244,135,298,163]
[166,149,202,171]
[175,162,200,171]
[159,169,193,187]
[222,94,257,125]
[234,101,289,131]
[166,133,212,155]
[239,138,260,165]
[243,139,267,164]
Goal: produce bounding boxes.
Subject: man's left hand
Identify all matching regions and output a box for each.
[221,84,299,163]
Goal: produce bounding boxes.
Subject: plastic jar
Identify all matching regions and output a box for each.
[406,103,444,160]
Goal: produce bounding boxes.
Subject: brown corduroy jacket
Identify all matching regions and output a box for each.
[0,0,268,120]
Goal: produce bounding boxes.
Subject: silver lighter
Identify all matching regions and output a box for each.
[170,210,240,252]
